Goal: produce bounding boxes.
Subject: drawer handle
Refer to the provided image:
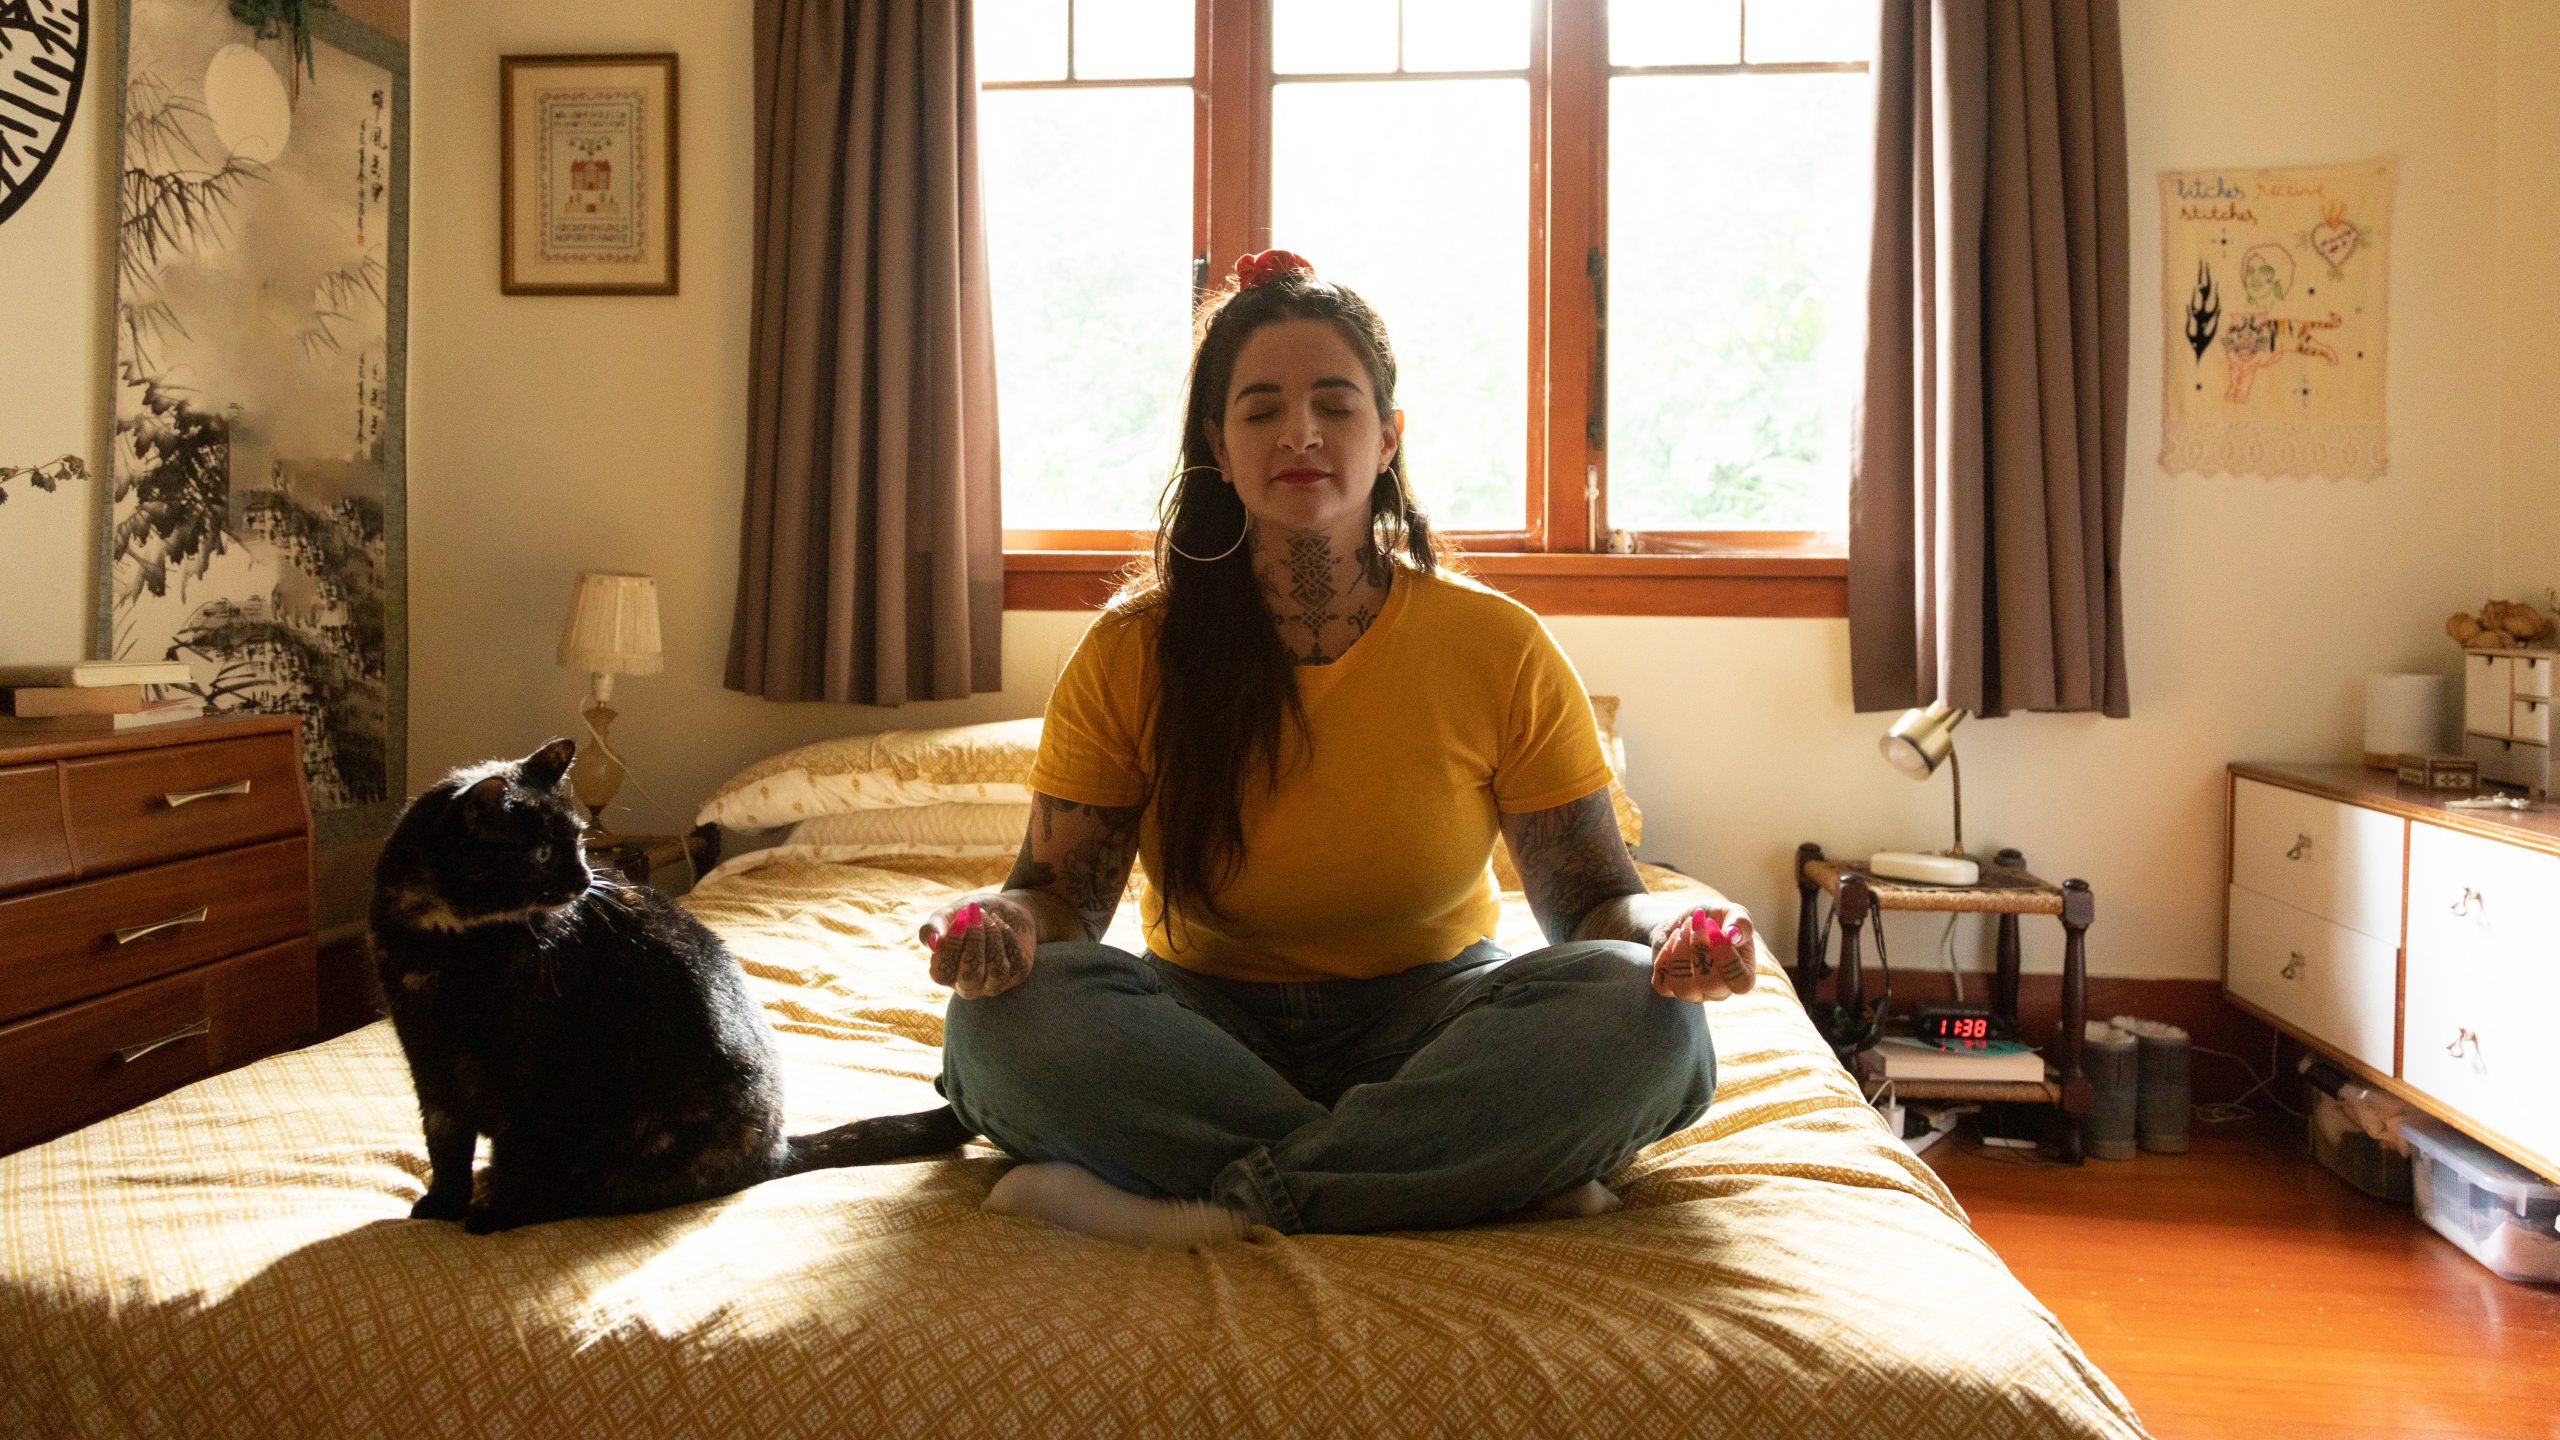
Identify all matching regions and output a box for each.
[163,779,252,808]
[2452,887,2486,918]
[112,906,210,945]
[2286,833,2312,860]
[2280,951,2305,980]
[114,1017,210,1064]
[2445,1027,2479,1060]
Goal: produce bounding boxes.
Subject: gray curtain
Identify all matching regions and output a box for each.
[1848,0,2129,718]
[727,0,1003,704]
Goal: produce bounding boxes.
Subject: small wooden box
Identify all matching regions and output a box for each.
[2396,753,2480,794]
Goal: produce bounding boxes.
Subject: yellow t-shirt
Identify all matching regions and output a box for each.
[1028,567,1615,984]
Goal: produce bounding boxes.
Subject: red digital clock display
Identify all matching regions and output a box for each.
[1916,1008,1997,1049]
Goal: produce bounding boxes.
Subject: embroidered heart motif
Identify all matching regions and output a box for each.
[2310,201,2360,268]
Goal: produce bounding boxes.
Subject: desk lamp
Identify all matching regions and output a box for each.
[556,571,662,839]
[1873,701,1981,885]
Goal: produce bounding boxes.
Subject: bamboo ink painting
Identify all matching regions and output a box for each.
[106,0,406,818]
[2159,157,2396,480]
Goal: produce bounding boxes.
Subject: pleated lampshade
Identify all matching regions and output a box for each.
[557,572,664,675]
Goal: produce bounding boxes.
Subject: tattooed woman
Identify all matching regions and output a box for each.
[919,251,1757,1249]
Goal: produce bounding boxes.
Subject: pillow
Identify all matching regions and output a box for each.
[1492,694,1643,891]
[783,803,1031,857]
[696,717,1040,831]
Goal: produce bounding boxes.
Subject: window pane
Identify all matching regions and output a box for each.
[1272,79,1528,532]
[1743,0,1876,64]
[976,0,1067,82]
[1073,0,1194,80]
[1610,0,1741,67]
[1607,73,1869,531]
[1402,0,1530,72]
[980,88,1194,531]
[1273,0,1398,75]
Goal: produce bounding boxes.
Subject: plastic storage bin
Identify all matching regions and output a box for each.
[2307,1095,2412,1203]
[2403,1118,2560,1285]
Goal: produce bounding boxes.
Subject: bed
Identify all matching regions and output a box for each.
[0,844,2149,1438]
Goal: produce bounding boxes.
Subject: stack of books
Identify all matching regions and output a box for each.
[0,661,204,735]
[1859,1035,2049,1084]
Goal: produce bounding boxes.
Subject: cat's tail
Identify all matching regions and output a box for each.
[780,1106,978,1174]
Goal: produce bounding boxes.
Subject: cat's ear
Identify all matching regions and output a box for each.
[460,774,509,824]
[520,737,577,792]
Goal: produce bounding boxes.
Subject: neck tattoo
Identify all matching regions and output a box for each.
[1258,527,1390,665]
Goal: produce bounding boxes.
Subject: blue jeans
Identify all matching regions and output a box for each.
[936,937,1716,1235]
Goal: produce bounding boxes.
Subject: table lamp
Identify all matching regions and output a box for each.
[556,571,662,838]
[1873,700,1980,885]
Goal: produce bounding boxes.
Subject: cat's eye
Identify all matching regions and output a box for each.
[533,843,554,863]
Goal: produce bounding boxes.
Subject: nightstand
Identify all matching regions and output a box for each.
[584,824,721,896]
[1794,842,2096,1164]
[0,714,318,1154]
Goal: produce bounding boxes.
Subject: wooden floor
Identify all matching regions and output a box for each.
[1926,1115,2560,1440]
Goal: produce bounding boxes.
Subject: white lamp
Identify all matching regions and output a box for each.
[1872,701,1981,885]
[556,571,663,836]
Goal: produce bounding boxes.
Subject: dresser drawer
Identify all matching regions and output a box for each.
[0,763,72,895]
[2230,778,2405,941]
[0,936,316,1154]
[0,837,311,1024]
[2403,822,2560,1150]
[2226,884,2398,1074]
[61,734,306,875]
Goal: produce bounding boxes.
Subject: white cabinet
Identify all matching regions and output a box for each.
[2225,766,2560,1183]
[2403,823,2560,1163]
[2461,651,2557,794]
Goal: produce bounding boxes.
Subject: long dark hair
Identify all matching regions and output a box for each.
[1108,269,1461,932]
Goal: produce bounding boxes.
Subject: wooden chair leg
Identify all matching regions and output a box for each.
[2056,879,2095,1166]
[1794,842,1825,998]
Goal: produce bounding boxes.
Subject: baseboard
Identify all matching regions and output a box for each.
[1802,970,2296,1107]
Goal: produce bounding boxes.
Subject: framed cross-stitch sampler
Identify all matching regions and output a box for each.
[499,52,678,295]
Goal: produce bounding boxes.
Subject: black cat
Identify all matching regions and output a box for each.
[370,738,974,1233]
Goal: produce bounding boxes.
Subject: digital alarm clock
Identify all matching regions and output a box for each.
[1912,1004,2001,1050]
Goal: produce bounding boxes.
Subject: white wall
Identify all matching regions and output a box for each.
[3,1,2533,985]
[2497,0,2560,598]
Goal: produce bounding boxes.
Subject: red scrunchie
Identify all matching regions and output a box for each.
[1233,249,1314,290]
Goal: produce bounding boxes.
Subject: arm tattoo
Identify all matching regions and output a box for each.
[1501,788,1645,946]
[1006,793,1144,941]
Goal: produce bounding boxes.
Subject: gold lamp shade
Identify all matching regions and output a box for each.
[1880,701,1964,779]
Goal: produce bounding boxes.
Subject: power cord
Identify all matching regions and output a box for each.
[577,711,702,892]
[2191,1029,2302,1124]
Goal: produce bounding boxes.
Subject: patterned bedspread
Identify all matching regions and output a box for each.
[0,852,2148,1438]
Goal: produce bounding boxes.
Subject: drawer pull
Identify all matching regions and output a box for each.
[2445,1027,2479,1060]
[2286,833,2312,860]
[163,779,252,808]
[2452,887,2486,918]
[112,906,211,945]
[114,1017,210,1064]
[2280,951,2305,980]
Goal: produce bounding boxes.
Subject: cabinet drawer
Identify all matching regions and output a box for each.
[2404,823,2560,1149]
[2517,654,2555,699]
[2230,778,2405,941]
[2226,884,2397,1074]
[2464,653,2513,734]
[2516,697,2553,745]
[0,936,316,1155]
[0,837,310,1024]
[61,735,306,875]
[0,763,72,895]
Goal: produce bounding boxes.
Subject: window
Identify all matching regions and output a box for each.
[980,0,1873,615]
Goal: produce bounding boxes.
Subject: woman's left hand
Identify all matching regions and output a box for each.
[1649,902,1758,1002]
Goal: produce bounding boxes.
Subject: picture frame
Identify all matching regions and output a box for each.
[499,52,679,296]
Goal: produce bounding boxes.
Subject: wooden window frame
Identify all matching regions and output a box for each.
[994,0,1856,618]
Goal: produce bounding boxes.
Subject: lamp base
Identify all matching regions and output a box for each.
[1869,850,1981,886]
[571,700,626,835]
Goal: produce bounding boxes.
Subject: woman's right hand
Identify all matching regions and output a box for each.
[919,894,1037,998]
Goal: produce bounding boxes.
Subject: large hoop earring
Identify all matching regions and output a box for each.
[1166,465,1249,563]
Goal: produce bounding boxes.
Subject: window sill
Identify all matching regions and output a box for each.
[1002,549,1848,617]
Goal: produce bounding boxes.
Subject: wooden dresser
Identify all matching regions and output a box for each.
[2224,763,2560,1182]
[0,714,318,1154]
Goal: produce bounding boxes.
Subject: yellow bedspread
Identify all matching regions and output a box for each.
[0,853,2148,1439]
